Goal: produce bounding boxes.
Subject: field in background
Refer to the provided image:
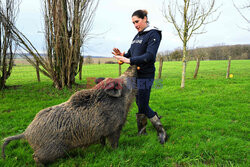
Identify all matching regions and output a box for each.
[14,57,117,65]
[0,60,249,166]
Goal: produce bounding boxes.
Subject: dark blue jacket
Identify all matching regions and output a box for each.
[124,26,162,78]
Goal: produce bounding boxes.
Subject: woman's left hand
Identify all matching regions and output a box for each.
[113,55,130,64]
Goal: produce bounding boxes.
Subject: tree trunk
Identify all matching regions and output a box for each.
[193,56,200,79]
[0,77,5,90]
[79,56,83,80]
[181,3,188,89]
[0,29,8,90]
[158,57,163,79]
[1,52,7,90]
[181,41,187,88]
[226,56,231,79]
[181,60,187,88]
[36,60,40,82]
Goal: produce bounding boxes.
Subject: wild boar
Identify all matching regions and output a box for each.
[2,65,137,165]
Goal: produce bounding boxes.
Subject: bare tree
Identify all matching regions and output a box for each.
[162,0,220,88]
[0,0,21,90]
[232,0,250,31]
[0,0,99,89]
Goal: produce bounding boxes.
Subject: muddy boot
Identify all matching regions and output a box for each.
[136,113,148,135]
[150,115,167,144]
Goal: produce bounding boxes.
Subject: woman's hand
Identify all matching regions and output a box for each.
[112,48,125,56]
[113,55,130,64]
[112,48,130,64]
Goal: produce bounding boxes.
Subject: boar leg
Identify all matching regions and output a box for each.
[107,126,122,149]
[100,136,106,146]
[33,143,67,165]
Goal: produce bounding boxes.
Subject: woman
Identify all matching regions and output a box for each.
[112,9,167,144]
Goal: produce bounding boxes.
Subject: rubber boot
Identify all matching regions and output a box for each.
[136,113,148,135]
[150,115,167,144]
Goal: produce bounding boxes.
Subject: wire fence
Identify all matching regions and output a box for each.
[6,60,168,91]
[6,58,244,90]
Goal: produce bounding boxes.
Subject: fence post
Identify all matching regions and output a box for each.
[158,57,163,79]
[226,56,231,79]
[119,64,121,76]
[193,56,200,79]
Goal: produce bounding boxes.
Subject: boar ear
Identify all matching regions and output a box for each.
[104,80,122,97]
[104,88,122,97]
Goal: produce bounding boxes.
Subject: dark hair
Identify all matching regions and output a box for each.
[132,10,149,23]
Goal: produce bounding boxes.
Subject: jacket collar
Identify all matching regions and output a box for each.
[138,25,161,35]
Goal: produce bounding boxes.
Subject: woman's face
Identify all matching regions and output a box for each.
[132,16,147,32]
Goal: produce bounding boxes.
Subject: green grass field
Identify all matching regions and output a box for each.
[0,60,249,167]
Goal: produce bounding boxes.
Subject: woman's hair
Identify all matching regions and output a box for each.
[132,9,149,23]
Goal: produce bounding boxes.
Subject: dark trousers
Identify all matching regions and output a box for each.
[136,78,156,118]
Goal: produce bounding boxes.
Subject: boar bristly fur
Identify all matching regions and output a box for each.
[1,65,137,165]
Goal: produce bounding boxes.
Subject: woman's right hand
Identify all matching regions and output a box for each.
[112,48,125,56]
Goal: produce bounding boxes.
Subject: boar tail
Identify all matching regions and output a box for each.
[2,133,25,159]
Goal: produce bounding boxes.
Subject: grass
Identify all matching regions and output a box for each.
[0,60,249,167]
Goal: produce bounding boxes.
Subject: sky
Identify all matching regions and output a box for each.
[16,0,250,57]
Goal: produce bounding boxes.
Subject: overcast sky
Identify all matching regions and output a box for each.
[17,0,250,57]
